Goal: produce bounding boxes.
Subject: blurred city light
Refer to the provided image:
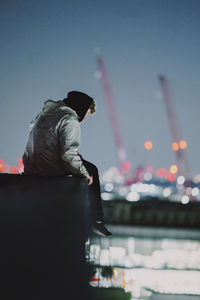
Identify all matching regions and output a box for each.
[179,139,188,150]
[17,157,24,173]
[18,157,23,167]
[144,140,153,150]
[101,192,113,201]
[148,184,156,193]
[191,187,199,197]
[193,174,200,184]
[144,172,152,181]
[0,159,4,172]
[122,161,131,172]
[156,168,168,178]
[181,195,189,204]
[163,187,171,197]
[11,166,18,174]
[171,142,179,151]
[177,175,185,185]
[100,249,111,266]
[169,164,178,174]
[130,183,157,195]
[126,191,140,202]
[168,173,176,182]
[105,182,114,192]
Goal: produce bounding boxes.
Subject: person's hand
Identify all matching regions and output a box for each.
[88,176,93,185]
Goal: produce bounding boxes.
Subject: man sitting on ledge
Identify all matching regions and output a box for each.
[22,91,111,237]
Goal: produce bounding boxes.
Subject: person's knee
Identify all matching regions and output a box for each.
[91,166,99,178]
[87,163,99,177]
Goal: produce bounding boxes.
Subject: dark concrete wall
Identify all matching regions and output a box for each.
[0,174,91,300]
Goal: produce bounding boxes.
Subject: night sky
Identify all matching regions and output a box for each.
[1,0,200,175]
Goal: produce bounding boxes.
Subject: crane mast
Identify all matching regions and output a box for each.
[158,75,189,176]
[95,55,127,168]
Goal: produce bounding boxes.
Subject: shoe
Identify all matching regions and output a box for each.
[92,221,112,237]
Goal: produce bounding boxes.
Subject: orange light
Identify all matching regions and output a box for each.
[0,159,4,172]
[179,140,187,150]
[0,164,4,172]
[11,166,18,174]
[169,164,178,174]
[168,173,176,182]
[122,161,131,172]
[144,140,153,150]
[171,142,179,151]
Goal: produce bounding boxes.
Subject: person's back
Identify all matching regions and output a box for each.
[23,98,89,179]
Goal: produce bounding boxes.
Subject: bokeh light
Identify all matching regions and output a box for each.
[18,157,23,167]
[122,161,131,172]
[193,174,200,184]
[126,191,140,202]
[144,172,152,181]
[169,164,178,174]
[181,195,189,204]
[11,166,18,174]
[156,168,168,178]
[104,182,114,192]
[144,140,153,150]
[177,175,185,185]
[168,173,176,182]
[0,159,4,172]
[163,187,171,197]
[179,140,188,150]
[101,192,113,201]
[171,142,179,151]
[191,187,199,197]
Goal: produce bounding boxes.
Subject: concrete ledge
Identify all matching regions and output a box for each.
[0,174,91,300]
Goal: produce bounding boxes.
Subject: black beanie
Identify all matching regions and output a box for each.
[63,91,94,122]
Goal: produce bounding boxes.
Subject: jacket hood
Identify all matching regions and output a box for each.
[63,91,94,122]
[41,100,78,118]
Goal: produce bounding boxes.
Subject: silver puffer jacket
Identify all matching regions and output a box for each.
[22,100,89,179]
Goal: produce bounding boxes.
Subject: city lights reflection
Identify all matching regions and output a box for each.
[89,236,200,298]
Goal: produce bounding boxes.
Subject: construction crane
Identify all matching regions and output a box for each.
[95,54,128,171]
[158,75,189,177]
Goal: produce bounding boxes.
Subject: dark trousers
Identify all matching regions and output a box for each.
[80,156,104,222]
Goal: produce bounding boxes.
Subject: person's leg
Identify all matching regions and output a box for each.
[80,156,111,237]
[80,158,103,222]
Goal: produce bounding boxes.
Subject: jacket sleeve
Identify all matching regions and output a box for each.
[58,115,90,179]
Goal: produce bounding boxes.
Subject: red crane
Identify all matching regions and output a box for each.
[95,54,128,170]
[158,75,189,177]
